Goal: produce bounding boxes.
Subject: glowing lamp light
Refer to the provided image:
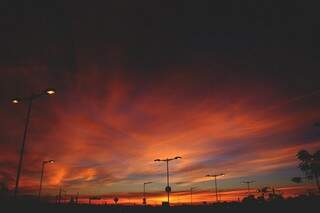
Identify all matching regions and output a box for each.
[46,89,56,95]
[12,99,19,104]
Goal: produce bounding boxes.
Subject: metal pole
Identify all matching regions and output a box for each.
[14,99,33,198]
[166,160,170,204]
[58,187,62,204]
[143,184,146,200]
[214,176,218,202]
[76,192,79,204]
[190,188,193,205]
[247,182,250,195]
[38,161,45,199]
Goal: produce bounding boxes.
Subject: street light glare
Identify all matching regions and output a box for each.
[12,99,19,104]
[48,160,55,163]
[46,89,56,95]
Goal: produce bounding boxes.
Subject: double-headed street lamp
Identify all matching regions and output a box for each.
[38,160,55,199]
[241,180,255,195]
[206,173,225,203]
[154,156,181,205]
[143,181,153,205]
[12,88,56,197]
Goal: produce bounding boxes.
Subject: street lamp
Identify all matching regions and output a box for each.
[38,160,55,199]
[241,180,255,195]
[143,181,153,205]
[12,88,56,198]
[206,173,225,203]
[154,156,181,205]
[190,187,197,205]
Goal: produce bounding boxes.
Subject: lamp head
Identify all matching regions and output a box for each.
[144,181,153,184]
[154,159,160,162]
[174,156,181,159]
[12,98,20,104]
[46,88,56,95]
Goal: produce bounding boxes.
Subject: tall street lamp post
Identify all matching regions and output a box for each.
[12,88,56,198]
[154,156,181,205]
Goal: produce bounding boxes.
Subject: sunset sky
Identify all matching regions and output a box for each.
[0,1,319,205]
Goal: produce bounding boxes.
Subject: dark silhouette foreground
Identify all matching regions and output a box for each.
[1,195,319,213]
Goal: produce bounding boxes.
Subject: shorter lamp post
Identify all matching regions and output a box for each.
[206,173,225,202]
[241,180,255,195]
[190,187,197,205]
[38,160,55,199]
[143,181,153,205]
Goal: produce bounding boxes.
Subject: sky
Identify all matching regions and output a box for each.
[0,0,320,205]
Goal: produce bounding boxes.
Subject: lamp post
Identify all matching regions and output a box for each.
[206,173,225,203]
[143,181,152,205]
[38,160,55,199]
[12,88,56,198]
[190,187,197,205]
[154,156,181,205]
[241,180,255,195]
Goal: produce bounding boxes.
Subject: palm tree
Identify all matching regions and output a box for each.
[291,177,303,184]
[257,186,270,199]
[296,150,320,192]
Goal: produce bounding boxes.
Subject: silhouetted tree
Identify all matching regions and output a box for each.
[242,195,256,203]
[296,150,320,192]
[114,197,119,205]
[292,177,303,184]
[257,186,270,199]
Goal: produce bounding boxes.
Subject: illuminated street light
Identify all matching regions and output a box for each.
[38,160,55,199]
[241,180,255,195]
[46,89,56,95]
[154,156,181,205]
[206,173,225,203]
[143,181,153,205]
[12,88,56,198]
[12,98,20,104]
